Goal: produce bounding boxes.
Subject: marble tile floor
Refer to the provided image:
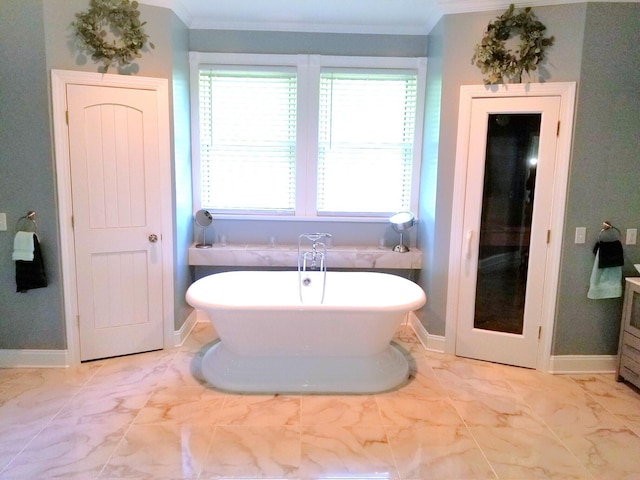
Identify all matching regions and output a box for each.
[1,323,639,479]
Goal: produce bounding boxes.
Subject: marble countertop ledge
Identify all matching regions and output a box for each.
[188,244,422,269]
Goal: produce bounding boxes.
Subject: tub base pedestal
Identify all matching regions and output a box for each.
[201,342,410,393]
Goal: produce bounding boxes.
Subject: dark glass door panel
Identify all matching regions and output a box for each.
[474,114,541,334]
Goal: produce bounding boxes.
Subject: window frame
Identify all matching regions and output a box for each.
[190,52,427,221]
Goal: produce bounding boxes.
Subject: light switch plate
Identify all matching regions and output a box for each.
[0,213,7,231]
[575,227,586,244]
[626,228,637,245]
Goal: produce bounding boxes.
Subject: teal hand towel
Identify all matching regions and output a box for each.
[12,231,35,261]
[587,250,622,299]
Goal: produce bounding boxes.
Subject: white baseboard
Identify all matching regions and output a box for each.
[0,349,71,368]
[173,309,199,347]
[548,355,618,374]
[196,309,209,323]
[406,314,617,375]
[2,310,200,368]
[408,312,446,352]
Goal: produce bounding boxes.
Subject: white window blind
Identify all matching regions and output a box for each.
[191,53,426,219]
[198,69,297,212]
[317,71,417,215]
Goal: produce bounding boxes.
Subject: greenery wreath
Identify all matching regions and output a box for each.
[472,4,554,85]
[72,0,154,72]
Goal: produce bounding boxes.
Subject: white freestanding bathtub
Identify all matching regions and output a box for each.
[186,270,426,393]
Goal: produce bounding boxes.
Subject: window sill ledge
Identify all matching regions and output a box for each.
[188,244,422,269]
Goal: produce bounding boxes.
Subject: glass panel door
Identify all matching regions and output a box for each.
[473,114,541,334]
[452,85,574,369]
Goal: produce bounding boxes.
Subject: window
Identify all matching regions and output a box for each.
[191,53,426,219]
[198,68,297,213]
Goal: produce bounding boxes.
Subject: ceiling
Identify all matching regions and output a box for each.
[138,0,602,35]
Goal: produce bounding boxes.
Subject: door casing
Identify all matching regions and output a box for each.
[445,83,576,372]
[51,69,175,366]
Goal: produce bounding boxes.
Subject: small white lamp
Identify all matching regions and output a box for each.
[389,211,416,253]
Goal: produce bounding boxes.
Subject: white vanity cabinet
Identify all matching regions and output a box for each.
[617,278,640,388]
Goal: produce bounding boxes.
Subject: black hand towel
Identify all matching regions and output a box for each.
[15,234,47,292]
[593,240,624,269]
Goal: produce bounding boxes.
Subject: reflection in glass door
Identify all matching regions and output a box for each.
[474,114,541,335]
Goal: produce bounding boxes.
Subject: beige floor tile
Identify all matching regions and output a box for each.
[1,325,638,480]
[570,374,640,433]
[386,425,497,480]
[519,385,610,428]
[433,362,518,399]
[0,418,55,472]
[52,383,153,427]
[300,425,398,479]
[377,396,464,427]
[156,349,220,390]
[449,389,547,428]
[468,425,592,479]
[396,357,451,399]
[553,422,640,480]
[134,385,224,425]
[0,382,81,469]
[217,394,301,426]
[300,394,384,426]
[86,349,176,390]
[1,421,128,479]
[100,423,211,479]
[393,325,428,357]
[200,425,300,479]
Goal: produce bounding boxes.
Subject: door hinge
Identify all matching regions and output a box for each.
[557,121,560,136]
[76,315,80,327]
[66,111,69,125]
[547,230,551,244]
[71,215,74,229]
[538,326,542,340]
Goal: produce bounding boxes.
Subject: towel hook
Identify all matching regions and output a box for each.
[598,220,620,241]
[601,221,620,233]
[16,211,37,233]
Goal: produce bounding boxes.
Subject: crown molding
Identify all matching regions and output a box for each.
[436,0,636,15]
[138,0,638,35]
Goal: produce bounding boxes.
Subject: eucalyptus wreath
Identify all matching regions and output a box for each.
[72,0,155,72]
[472,4,554,85]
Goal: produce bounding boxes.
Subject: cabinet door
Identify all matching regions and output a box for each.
[623,282,640,336]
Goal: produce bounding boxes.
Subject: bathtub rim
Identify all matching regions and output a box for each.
[186,270,427,312]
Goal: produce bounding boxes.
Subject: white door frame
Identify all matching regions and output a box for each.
[445,82,576,372]
[51,69,175,366]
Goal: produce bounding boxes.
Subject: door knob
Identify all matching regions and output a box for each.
[148,234,159,243]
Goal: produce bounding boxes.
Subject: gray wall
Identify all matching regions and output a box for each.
[0,0,64,349]
[1,1,638,358]
[419,3,640,358]
[190,30,428,57]
[416,20,444,333]
[170,13,194,331]
[416,3,588,337]
[553,2,640,355]
[0,0,191,349]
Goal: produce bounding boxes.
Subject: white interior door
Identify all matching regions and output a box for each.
[455,96,561,368]
[67,84,164,361]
